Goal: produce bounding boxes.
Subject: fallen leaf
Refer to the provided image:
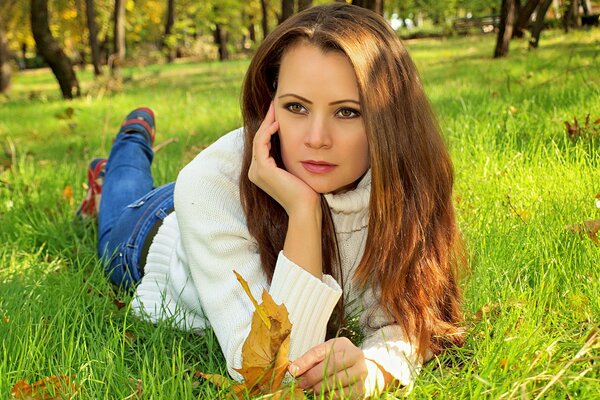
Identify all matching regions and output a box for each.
[124,330,138,344]
[62,185,73,204]
[500,358,508,369]
[197,271,305,399]
[113,298,127,310]
[566,220,600,245]
[11,375,77,399]
[54,107,75,120]
[564,114,600,143]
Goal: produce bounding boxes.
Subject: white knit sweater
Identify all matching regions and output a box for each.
[131,128,422,389]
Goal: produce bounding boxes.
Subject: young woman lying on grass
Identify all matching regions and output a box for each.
[78,3,465,398]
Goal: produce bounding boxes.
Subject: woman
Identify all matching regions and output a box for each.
[80,3,464,398]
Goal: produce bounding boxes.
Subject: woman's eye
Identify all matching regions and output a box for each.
[285,103,307,114]
[336,108,360,119]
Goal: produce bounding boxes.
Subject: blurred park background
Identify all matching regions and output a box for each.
[1,0,599,98]
[0,0,599,399]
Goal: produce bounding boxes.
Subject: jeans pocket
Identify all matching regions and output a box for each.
[127,189,156,208]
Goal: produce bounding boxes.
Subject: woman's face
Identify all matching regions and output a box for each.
[274,42,370,194]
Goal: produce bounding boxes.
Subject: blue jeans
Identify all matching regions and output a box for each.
[98,130,174,289]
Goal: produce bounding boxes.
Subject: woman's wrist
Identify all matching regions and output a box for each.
[283,205,323,279]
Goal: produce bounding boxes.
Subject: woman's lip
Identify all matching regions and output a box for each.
[301,161,337,174]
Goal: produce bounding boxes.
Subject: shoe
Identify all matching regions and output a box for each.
[119,107,156,145]
[76,158,107,218]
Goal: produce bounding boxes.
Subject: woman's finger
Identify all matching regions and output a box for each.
[252,102,278,160]
[290,337,358,377]
[289,340,331,378]
[309,363,366,395]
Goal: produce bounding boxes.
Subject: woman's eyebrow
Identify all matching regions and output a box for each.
[278,93,360,106]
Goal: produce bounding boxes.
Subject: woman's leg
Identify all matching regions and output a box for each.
[95,108,158,288]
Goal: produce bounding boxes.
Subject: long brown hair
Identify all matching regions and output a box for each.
[239,3,464,357]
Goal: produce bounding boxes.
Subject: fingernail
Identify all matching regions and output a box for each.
[289,364,299,376]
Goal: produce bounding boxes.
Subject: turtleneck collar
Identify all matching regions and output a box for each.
[323,170,371,234]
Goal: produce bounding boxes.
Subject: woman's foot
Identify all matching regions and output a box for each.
[76,158,107,219]
[119,107,156,145]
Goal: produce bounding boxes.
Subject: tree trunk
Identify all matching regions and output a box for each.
[351,0,384,15]
[281,0,294,23]
[298,0,312,12]
[30,0,80,98]
[213,24,229,61]
[261,0,269,39]
[562,0,581,32]
[513,0,540,38]
[0,27,11,93]
[581,0,591,15]
[494,0,517,58]
[529,0,553,48]
[112,0,125,76]
[249,17,256,43]
[163,0,175,63]
[85,0,102,76]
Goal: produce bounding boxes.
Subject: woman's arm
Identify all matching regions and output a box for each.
[175,128,341,380]
[248,102,324,279]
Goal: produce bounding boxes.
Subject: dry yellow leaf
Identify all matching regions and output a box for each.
[197,271,305,399]
[11,375,78,399]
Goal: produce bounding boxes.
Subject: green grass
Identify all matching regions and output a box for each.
[1,30,599,398]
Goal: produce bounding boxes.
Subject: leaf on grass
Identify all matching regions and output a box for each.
[564,114,600,142]
[566,220,600,245]
[259,387,307,399]
[197,271,305,399]
[124,330,138,344]
[11,375,77,399]
[54,107,75,120]
[62,185,73,204]
[113,298,127,310]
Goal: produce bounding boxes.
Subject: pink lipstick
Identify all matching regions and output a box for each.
[301,160,337,174]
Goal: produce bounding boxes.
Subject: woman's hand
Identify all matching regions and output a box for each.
[288,337,390,399]
[248,102,320,216]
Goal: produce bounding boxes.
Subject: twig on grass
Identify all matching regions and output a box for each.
[152,137,179,153]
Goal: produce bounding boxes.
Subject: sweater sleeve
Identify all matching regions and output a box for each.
[174,129,342,381]
[358,287,426,391]
[361,325,422,390]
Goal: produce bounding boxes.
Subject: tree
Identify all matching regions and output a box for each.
[512,0,540,38]
[563,0,581,32]
[0,0,19,93]
[352,0,384,15]
[281,0,294,22]
[261,0,269,38]
[0,28,11,93]
[163,0,176,62]
[213,4,229,61]
[494,0,517,58]
[529,0,552,48]
[85,0,102,75]
[30,0,80,98]
[112,0,125,76]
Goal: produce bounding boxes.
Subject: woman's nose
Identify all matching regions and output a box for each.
[304,117,332,149]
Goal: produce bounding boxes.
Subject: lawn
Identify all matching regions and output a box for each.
[0,29,598,399]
